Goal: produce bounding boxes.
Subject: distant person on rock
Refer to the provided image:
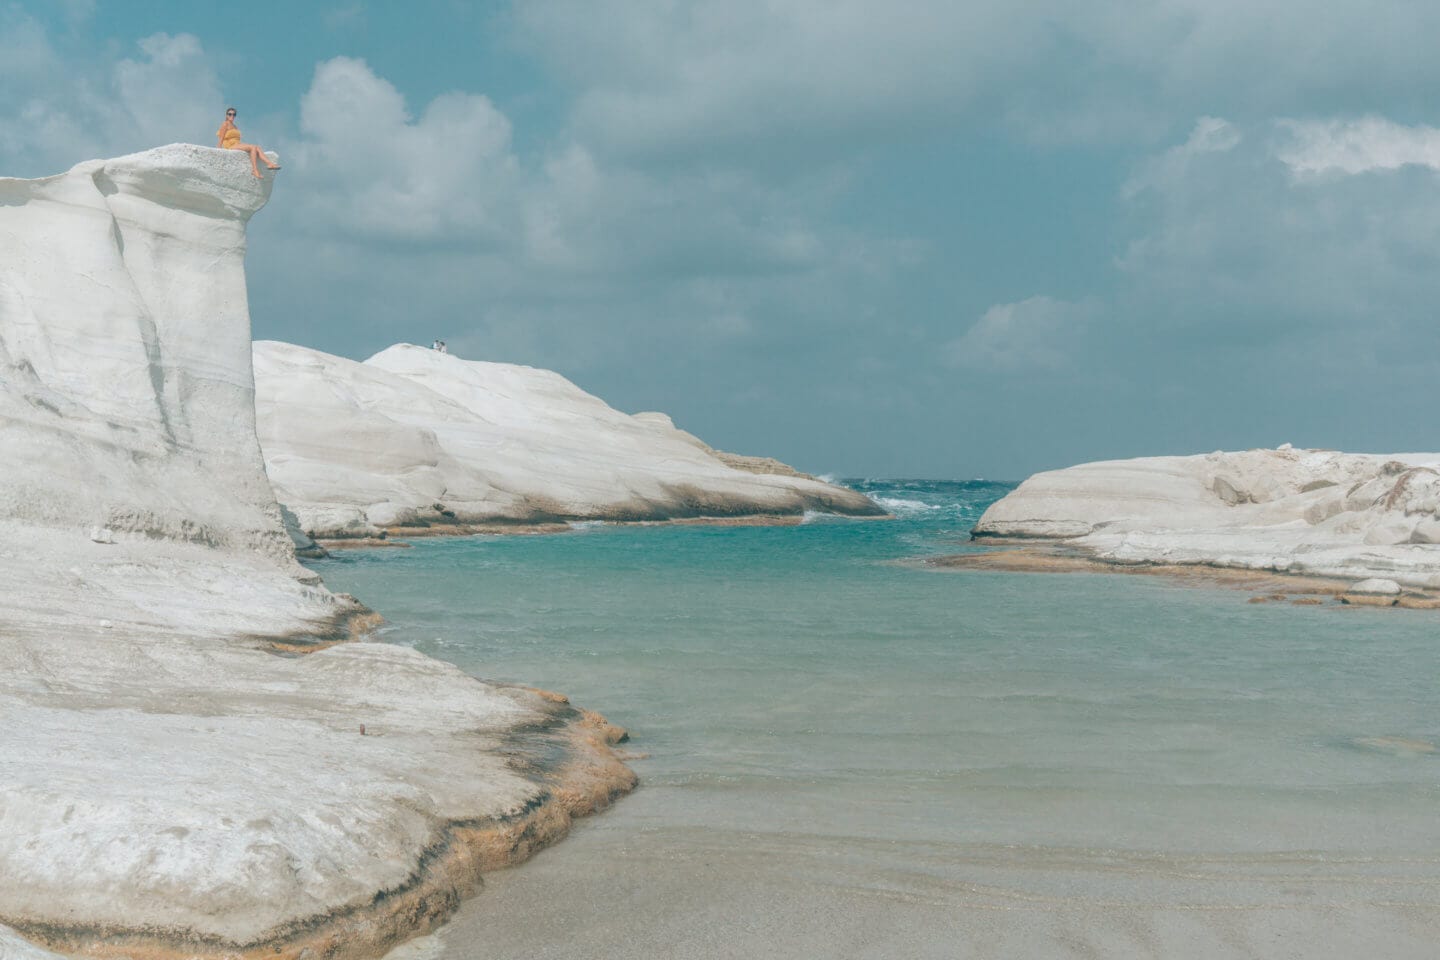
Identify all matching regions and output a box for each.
[216,107,280,179]
[438,340,448,354]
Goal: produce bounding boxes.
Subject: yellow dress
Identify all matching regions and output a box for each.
[219,124,242,149]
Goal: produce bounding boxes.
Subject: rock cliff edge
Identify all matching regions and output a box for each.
[0,146,633,957]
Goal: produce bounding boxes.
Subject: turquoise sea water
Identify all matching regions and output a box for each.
[310,480,1440,958]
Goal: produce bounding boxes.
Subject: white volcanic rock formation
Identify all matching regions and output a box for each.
[0,146,631,956]
[253,341,883,537]
[974,447,1440,587]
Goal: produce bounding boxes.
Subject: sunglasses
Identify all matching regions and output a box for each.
[227,111,236,116]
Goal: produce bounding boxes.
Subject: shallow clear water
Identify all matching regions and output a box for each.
[311,480,1440,957]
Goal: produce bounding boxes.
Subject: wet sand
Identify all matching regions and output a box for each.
[418,795,1440,960]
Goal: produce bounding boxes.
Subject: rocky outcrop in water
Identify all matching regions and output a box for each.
[0,146,632,957]
[973,447,1440,587]
[253,340,884,538]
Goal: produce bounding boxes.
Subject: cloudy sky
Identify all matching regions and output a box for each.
[4,1,1438,478]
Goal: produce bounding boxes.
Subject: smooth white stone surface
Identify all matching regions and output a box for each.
[0,146,610,948]
[0,144,288,559]
[254,340,882,537]
[1349,578,1402,595]
[975,448,1440,586]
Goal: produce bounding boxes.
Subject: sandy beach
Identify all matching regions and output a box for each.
[430,806,1440,960]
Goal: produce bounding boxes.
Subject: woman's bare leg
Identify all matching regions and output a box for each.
[237,143,280,177]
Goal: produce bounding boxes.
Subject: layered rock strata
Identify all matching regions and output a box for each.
[972,447,1440,588]
[0,146,632,956]
[253,341,883,538]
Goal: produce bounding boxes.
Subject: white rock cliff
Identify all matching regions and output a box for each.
[253,340,883,537]
[0,146,632,957]
[973,447,1440,587]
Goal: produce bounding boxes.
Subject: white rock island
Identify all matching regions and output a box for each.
[0,146,633,958]
[253,341,883,539]
[970,447,1440,595]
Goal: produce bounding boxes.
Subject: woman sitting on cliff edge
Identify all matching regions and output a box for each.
[217,107,280,179]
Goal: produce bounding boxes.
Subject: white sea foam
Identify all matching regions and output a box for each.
[872,496,942,516]
[804,510,856,524]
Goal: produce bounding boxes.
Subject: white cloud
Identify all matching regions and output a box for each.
[944,297,1094,372]
[275,56,839,291]
[113,34,224,151]
[514,0,1440,161]
[514,0,1031,157]
[1275,117,1440,176]
[945,110,1440,386]
[1123,116,1240,197]
[236,52,902,403]
[0,28,220,173]
[285,57,521,243]
[1119,113,1440,349]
